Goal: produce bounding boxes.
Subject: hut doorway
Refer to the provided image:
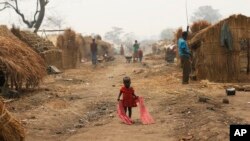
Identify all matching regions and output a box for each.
[0,70,5,87]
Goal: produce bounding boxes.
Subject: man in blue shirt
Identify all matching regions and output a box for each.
[178,31,191,84]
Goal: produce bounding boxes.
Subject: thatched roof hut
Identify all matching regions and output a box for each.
[0,26,46,89]
[11,28,63,69]
[189,14,250,82]
[11,28,55,53]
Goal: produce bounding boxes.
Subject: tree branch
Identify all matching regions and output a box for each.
[0,0,49,32]
[14,0,18,10]
[45,0,49,5]
[33,0,39,21]
[0,2,7,11]
[3,1,16,10]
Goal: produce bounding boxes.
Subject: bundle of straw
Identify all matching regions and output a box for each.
[0,34,46,89]
[11,27,55,53]
[190,20,211,35]
[0,97,25,141]
[174,27,183,43]
[56,29,79,69]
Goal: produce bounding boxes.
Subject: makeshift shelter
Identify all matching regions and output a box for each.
[11,28,63,69]
[57,29,80,69]
[189,14,250,82]
[0,26,46,89]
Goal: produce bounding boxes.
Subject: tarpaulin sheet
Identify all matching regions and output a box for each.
[117,97,154,125]
[137,97,155,124]
[117,100,132,125]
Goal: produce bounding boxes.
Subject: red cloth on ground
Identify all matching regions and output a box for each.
[117,101,132,125]
[117,96,154,125]
[137,97,155,125]
[120,86,137,107]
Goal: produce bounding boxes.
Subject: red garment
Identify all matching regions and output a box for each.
[138,50,143,58]
[120,86,137,107]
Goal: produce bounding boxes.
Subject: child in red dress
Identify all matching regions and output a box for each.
[117,77,138,118]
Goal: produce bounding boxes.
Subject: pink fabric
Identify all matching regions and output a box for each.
[137,97,155,124]
[117,101,132,125]
[117,97,154,125]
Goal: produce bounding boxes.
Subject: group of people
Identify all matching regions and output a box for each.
[90,28,191,84]
[90,38,144,66]
[119,31,191,119]
[121,40,143,63]
[76,27,191,123]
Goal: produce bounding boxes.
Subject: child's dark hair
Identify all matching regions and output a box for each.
[123,76,131,83]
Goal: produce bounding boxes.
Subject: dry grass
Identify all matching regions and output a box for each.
[190,20,211,35]
[0,97,25,141]
[174,27,183,43]
[56,29,79,69]
[11,27,55,53]
[0,26,46,89]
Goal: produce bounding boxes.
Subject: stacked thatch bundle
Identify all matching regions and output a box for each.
[11,28,54,53]
[174,27,183,43]
[11,27,63,69]
[0,26,46,89]
[97,39,113,56]
[77,36,113,60]
[57,29,80,69]
[76,34,91,60]
[190,20,211,36]
[0,97,25,141]
[189,14,250,82]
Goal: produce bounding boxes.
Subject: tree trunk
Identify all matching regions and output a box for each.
[33,0,46,33]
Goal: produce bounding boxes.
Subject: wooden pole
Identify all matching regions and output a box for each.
[37,29,65,32]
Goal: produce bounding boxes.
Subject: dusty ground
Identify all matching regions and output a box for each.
[4,55,250,141]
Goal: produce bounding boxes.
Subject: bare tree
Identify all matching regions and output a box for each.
[160,28,174,40]
[0,0,49,33]
[191,6,222,23]
[104,27,124,44]
[45,14,65,30]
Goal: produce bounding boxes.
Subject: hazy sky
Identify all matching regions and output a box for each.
[0,0,250,39]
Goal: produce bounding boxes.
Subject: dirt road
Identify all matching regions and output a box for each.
[6,55,250,141]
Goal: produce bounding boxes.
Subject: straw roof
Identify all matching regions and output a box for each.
[11,27,55,53]
[190,20,211,35]
[190,14,249,48]
[188,14,250,82]
[0,26,46,89]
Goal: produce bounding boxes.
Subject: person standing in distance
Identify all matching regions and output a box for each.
[178,28,191,84]
[90,39,98,65]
